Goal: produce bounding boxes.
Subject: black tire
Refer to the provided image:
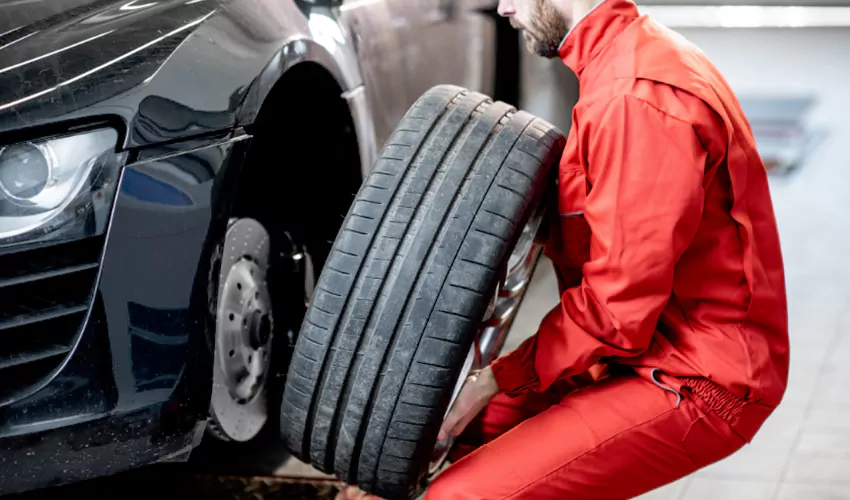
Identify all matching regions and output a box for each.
[280,85,565,499]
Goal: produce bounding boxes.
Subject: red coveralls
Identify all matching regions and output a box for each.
[425,0,789,498]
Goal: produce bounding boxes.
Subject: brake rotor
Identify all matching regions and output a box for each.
[210,217,273,442]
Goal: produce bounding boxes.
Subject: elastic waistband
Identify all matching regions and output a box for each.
[678,376,746,425]
[636,366,774,441]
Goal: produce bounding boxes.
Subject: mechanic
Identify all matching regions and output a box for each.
[338,0,789,498]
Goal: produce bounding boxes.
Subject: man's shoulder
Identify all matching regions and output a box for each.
[624,17,727,103]
[579,79,717,130]
[607,17,727,125]
[576,81,727,156]
[628,15,713,71]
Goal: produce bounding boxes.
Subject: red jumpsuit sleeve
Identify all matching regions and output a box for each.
[491,94,710,396]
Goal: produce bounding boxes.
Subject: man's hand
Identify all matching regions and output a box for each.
[335,485,381,500]
[438,365,500,441]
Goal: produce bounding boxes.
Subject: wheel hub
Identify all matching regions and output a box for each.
[210,218,273,442]
[249,310,272,349]
[219,258,273,403]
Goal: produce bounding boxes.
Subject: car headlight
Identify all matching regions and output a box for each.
[0,127,125,248]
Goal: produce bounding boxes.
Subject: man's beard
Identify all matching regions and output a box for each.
[510,0,570,59]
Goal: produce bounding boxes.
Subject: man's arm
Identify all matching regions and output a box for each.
[491,94,710,396]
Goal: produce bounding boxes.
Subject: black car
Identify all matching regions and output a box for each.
[0,0,530,495]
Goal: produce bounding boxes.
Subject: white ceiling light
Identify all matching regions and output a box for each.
[638,4,850,27]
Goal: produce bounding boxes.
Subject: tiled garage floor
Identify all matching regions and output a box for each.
[503,252,850,500]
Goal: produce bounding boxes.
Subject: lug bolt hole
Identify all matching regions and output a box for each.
[237,283,242,290]
[255,291,260,300]
[248,355,253,363]
[228,349,235,357]
[229,313,234,321]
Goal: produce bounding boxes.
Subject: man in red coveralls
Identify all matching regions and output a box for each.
[340,0,789,498]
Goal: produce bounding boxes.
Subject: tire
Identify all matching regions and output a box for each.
[280,85,565,499]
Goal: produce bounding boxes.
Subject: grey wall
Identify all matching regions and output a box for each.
[674,27,850,306]
[519,52,579,135]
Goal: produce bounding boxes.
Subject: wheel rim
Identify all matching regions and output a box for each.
[428,208,546,473]
[428,343,476,475]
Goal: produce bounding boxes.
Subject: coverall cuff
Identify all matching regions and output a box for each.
[490,337,539,397]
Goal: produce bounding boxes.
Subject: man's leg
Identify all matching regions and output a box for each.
[335,381,568,500]
[425,373,747,500]
[335,371,601,500]
[449,368,604,462]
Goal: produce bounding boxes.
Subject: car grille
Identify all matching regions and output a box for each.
[0,236,104,406]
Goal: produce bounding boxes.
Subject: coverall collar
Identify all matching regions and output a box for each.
[558,0,641,76]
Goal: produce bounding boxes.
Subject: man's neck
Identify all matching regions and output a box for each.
[556,0,641,76]
[555,0,605,58]
[559,0,602,31]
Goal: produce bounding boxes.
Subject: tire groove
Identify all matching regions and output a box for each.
[313,304,334,316]
[497,182,526,198]
[299,351,319,362]
[280,85,567,499]
[348,106,510,483]
[426,336,464,347]
[305,318,329,331]
[314,90,477,474]
[317,286,342,298]
[436,309,472,320]
[336,249,359,258]
[474,227,507,241]
[372,113,538,488]
[332,94,492,481]
[302,335,322,346]
[507,164,535,182]
[297,87,466,464]
[449,283,484,296]
[483,208,515,224]
[327,266,352,276]
[460,257,495,271]
[401,401,434,409]
[363,104,522,488]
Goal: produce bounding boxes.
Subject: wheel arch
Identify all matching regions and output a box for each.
[236,36,377,179]
[224,54,367,331]
[195,50,370,448]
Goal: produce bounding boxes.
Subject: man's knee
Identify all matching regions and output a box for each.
[423,474,452,500]
[424,466,485,500]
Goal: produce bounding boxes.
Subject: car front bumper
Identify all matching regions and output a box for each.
[0,133,251,495]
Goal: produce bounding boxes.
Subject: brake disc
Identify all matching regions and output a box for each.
[210,217,273,442]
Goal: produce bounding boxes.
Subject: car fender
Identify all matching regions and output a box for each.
[0,0,374,165]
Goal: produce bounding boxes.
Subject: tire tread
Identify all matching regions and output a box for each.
[280,85,566,499]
